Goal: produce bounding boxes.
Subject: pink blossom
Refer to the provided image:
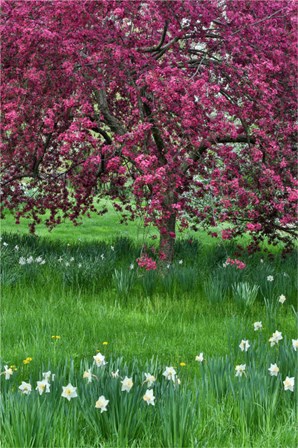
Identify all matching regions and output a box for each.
[137,255,157,271]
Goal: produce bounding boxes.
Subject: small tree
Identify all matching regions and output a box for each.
[1,0,297,261]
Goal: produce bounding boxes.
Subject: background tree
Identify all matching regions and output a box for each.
[1,0,297,262]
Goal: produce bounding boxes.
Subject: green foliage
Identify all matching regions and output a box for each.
[232,282,259,310]
[0,231,297,447]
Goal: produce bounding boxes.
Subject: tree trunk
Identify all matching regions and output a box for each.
[159,212,176,264]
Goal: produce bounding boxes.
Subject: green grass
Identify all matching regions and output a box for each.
[0,223,297,447]
[1,205,152,242]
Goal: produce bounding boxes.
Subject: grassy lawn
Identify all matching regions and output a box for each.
[1,216,297,447]
[1,206,159,243]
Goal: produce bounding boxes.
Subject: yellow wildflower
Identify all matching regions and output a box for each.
[23,357,32,365]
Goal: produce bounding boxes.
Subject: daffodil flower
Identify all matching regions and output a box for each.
[143,373,156,387]
[283,376,295,392]
[83,369,93,383]
[195,353,204,362]
[42,371,55,382]
[235,364,246,377]
[278,294,286,304]
[239,339,250,352]
[111,369,119,378]
[36,380,51,395]
[61,383,78,401]
[268,363,279,376]
[162,366,177,382]
[19,381,32,395]
[1,365,13,380]
[93,352,107,367]
[292,339,298,351]
[95,395,109,412]
[83,368,98,383]
[269,330,283,346]
[143,389,155,406]
[253,321,262,331]
[121,376,133,392]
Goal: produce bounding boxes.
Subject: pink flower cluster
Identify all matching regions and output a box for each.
[136,255,157,271]
[225,258,246,270]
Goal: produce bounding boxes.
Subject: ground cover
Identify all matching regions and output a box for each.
[0,224,297,447]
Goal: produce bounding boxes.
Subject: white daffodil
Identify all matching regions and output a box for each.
[143,389,155,406]
[253,321,262,331]
[195,353,204,362]
[235,364,246,377]
[121,376,133,392]
[36,380,50,395]
[162,366,177,382]
[19,381,32,395]
[292,339,298,351]
[283,376,295,392]
[26,256,34,264]
[239,339,250,352]
[178,259,183,265]
[269,330,283,347]
[267,275,274,282]
[278,294,286,304]
[19,257,26,265]
[2,365,13,380]
[42,371,52,381]
[61,383,78,401]
[143,373,156,387]
[83,369,93,383]
[111,246,115,251]
[111,369,119,378]
[93,352,107,367]
[268,363,279,376]
[95,395,109,413]
[129,263,134,270]
[14,245,19,251]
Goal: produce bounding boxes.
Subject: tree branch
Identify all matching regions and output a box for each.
[193,134,257,161]
[94,89,126,136]
[139,21,169,53]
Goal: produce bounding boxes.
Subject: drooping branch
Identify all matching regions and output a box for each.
[193,134,257,160]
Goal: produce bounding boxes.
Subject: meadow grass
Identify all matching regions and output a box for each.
[0,219,297,447]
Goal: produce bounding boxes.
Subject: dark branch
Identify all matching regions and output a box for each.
[193,134,257,160]
[94,89,126,136]
[137,21,168,53]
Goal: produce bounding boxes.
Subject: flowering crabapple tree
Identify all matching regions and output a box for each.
[1,0,297,262]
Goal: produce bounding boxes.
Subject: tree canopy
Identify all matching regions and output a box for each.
[1,0,297,260]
